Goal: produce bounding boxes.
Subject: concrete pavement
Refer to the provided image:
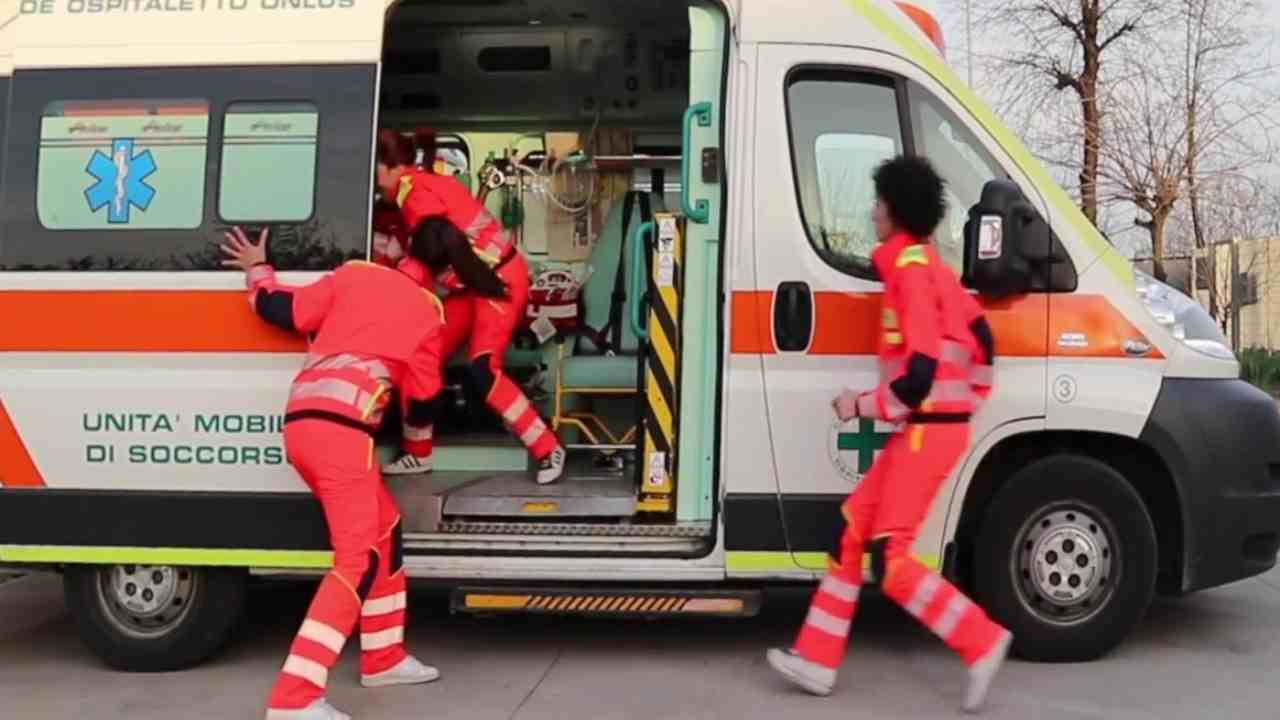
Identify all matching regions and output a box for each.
[2,567,1279,719]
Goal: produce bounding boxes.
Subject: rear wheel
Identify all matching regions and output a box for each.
[64,564,247,672]
[973,454,1157,662]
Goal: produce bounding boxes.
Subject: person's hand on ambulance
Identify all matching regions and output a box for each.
[220,226,269,272]
[832,388,864,422]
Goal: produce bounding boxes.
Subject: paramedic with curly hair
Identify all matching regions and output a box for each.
[221,227,445,720]
[766,155,1012,713]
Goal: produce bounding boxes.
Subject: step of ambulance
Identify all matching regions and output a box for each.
[440,468,637,520]
[375,432,527,473]
[453,586,762,618]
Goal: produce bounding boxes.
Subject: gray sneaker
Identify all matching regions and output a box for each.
[766,647,835,696]
[536,447,566,485]
[963,629,1013,713]
[265,698,351,720]
[382,453,433,476]
[361,655,441,688]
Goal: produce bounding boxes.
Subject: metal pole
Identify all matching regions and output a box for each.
[1232,236,1241,352]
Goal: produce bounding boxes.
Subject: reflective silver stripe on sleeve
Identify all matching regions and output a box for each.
[940,340,972,368]
[246,265,275,289]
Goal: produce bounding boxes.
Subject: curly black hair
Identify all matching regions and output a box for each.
[872,155,948,239]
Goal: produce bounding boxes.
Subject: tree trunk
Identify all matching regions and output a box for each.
[1150,212,1169,283]
[1079,3,1102,226]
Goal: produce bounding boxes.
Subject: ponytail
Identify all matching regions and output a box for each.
[376,129,417,168]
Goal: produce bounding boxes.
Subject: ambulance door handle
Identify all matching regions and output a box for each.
[774,281,813,352]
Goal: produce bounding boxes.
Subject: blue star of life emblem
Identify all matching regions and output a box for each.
[84,139,158,224]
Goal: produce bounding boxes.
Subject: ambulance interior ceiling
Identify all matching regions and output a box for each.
[381,0,709,131]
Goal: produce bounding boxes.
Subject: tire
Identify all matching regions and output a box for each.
[63,564,248,672]
[973,454,1157,662]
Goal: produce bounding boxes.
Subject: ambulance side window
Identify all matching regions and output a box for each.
[218,102,319,224]
[786,69,905,278]
[906,82,1007,272]
[36,99,210,232]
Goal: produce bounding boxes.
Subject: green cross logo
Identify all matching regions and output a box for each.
[829,418,892,484]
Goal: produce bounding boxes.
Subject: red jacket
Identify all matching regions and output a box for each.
[246,260,445,430]
[856,233,995,422]
[394,169,516,291]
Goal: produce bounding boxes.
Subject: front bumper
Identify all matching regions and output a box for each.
[1140,378,1280,592]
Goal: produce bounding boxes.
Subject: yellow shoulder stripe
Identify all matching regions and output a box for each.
[896,244,929,268]
[423,290,445,322]
[396,176,414,208]
[346,260,390,272]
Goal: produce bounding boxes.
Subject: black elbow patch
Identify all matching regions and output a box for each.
[889,353,937,409]
[406,398,435,426]
[970,317,995,365]
[255,289,297,332]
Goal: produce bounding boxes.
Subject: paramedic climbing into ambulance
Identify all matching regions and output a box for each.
[766,156,1012,713]
[374,129,568,485]
[220,226,445,720]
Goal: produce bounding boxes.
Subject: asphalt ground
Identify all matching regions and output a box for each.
[2,565,1279,719]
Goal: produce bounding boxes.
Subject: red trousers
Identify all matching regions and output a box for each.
[794,423,1005,669]
[402,254,560,461]
[267,420,410,711]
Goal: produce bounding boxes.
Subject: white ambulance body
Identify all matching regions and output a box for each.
[1,0,1277,671]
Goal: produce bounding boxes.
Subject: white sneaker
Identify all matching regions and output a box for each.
[265,698,351,720]
[766,647,835,696]
[361,655,441,688]
[382,453,433,476]
[536,447,566,485]
[963,629,1013,713]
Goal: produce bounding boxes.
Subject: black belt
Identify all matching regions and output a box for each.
[284,410,376,435]
[907,412,971,424]
[492,248,517,273]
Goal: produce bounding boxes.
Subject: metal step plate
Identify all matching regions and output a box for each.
[436,520,712,537]
[442,471,637,519]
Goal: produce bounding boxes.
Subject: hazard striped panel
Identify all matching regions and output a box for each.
[454,587,760,618]
[639,214,684,514]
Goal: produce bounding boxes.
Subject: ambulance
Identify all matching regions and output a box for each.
[2,0,1278,674]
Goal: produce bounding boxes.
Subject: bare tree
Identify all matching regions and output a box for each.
[958,0,1161,225]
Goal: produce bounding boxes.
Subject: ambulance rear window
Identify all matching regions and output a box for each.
[36,99,210,231]
[218,102,319,223]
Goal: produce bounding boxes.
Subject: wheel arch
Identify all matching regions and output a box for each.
[950,431,1185,595]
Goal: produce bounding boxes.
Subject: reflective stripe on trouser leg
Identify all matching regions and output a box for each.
[268,572,361,711]
[402,422,433,457]
[880,554,1005,666]
[360,500,409,676]
[487,373,559,459]
[794,520,865,670]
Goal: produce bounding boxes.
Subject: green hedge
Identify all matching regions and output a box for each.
[1240,347,1280,393]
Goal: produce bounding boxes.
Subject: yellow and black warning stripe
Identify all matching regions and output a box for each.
[459,589,757,617]
[640,214,684,510]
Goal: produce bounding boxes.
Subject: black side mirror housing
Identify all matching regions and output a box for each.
[962,180,1055,298]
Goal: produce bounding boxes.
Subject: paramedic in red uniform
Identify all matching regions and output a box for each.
[221,227,444,720]
[766,156,1012,713]
[374,129,567,485]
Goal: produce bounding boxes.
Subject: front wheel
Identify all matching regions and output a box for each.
[64,564,247,672]
[973,454,1158,662]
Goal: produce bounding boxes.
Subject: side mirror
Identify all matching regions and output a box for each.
[962,180,1053,298]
